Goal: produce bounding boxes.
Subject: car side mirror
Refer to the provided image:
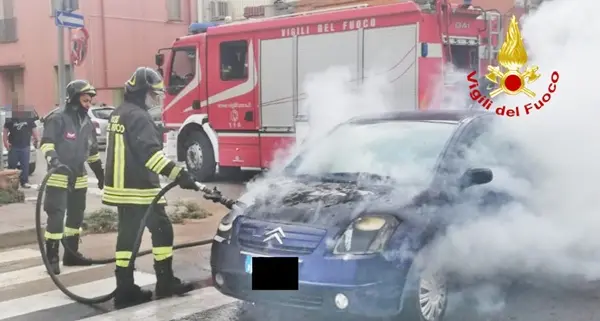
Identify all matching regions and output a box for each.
[155,53,165,66]
[459,168,493,189]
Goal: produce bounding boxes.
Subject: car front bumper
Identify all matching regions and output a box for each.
[210,240,409,317]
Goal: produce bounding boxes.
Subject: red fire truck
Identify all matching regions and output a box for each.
[155,0,503,181]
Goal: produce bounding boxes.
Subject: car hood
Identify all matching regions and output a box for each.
[241,178,396,228]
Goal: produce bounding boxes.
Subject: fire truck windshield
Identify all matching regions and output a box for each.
[167,47,196,94]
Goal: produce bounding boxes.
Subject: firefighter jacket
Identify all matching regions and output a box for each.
[102,101,182,206]
[40,105,102,189]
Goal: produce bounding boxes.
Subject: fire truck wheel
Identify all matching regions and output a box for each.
[184,130,216,181]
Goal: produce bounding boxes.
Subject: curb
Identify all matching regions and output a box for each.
[0,227,38,250]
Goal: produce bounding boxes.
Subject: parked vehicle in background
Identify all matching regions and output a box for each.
[88,105,115,147]
[41,105,115,148]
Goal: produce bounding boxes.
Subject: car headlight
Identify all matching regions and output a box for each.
[217,212,234,232]
[333,215,399,255]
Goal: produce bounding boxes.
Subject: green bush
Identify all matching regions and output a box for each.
[81,201,213,234]
[82,208,118,234]
[168,200,212,224]
[0,189,25,205]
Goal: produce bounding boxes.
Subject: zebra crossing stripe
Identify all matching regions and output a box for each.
[78,287,237,321]
[0,270,155,319]
[0,247,236,320]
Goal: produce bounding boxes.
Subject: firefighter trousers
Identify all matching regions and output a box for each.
[44,186,87,240]
[115,204,174,268]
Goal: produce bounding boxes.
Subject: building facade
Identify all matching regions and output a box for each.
[0,0,197,115]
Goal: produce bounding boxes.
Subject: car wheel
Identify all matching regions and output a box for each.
[28,163,36,175]
[184,130,216,181]
[398,255,449,321]
[416,270,448,321]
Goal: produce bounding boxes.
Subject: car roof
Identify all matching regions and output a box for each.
[347,109,491,124]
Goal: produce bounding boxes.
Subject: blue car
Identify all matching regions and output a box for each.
[210,110,523,320]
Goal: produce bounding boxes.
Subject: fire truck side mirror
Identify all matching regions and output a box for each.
[155,53,165,67]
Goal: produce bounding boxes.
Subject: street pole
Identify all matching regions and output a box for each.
[57,0,66,106]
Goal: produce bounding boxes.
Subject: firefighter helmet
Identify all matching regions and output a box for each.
[124,67,164,94]
[66,80,96,104]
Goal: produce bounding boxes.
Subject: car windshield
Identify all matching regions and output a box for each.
[286,120,458,187]
[91,107,114,120]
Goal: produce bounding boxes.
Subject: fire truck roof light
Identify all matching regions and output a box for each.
[421,43,428,58]
[188,22,221,35]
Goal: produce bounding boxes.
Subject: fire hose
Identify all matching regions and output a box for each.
[35,165,239,305]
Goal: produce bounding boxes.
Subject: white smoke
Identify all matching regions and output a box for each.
[238,0,599,300]
[429,0,600,286]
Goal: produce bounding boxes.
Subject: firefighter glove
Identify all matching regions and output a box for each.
[203,190,222,203]
[176,169,199,191]
[89,161,104,189]
[47,156,63,169]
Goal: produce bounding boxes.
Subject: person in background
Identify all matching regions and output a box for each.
[3,103,39,188]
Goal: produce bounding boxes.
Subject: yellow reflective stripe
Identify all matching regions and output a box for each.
[152,246,173,261]
[49,174,69,181]
[145,151,170,174]
[74,181,88,189]
[113,133,125,189]
[64,227,82,236]
[102,186,167,205]
[40,143,55,154]
[102,194,167,205]
[44,231,62,240]
[154,158,170,174]
[47,179,68,188]
[145,151,164,170]
[47,175,88,189]
[104,186,161,196]
[168,166,182,180]
[115,251,132,260]
[115,251,132,267]
[87,153,101,163]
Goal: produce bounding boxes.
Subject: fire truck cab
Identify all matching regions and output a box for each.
[155,0,503,181]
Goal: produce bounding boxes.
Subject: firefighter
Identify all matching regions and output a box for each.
[103,67,199,309]
[40,80,105,275]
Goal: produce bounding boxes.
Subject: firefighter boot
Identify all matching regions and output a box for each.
[45,240,61,275]
[113,267,153,309]
[62,235,92,266]
[154,257,194,299]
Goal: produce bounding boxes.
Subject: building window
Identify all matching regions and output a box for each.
[167,0,182,21]
[50,0,79,16]
[0,0,16,43]
[220,41,248,81]
[53,64,73,104]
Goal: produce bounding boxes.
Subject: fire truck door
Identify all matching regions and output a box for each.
[259,37,294,130]
[206,38,258,131]
[363,24,418,110]
[258,37,296,169]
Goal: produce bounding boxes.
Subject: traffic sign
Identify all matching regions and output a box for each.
[54,10,84,29]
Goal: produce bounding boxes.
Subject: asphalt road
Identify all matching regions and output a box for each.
[175,283,600,321]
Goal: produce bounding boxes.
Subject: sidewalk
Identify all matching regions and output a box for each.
[0,192,230,250]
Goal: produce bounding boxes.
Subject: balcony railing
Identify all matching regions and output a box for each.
[0,18,17,43]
